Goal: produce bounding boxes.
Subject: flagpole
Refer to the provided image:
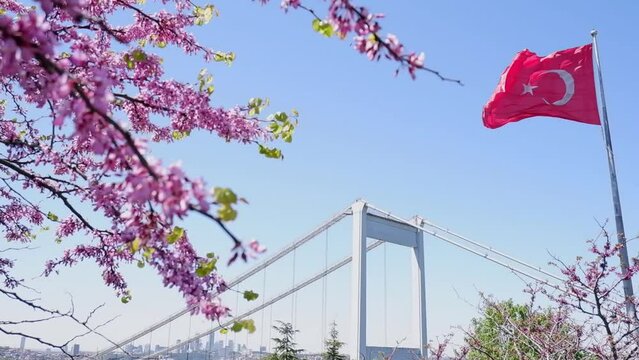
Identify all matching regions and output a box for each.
[591,29,636,318]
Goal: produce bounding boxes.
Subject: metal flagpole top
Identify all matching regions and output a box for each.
[590,29,598,37]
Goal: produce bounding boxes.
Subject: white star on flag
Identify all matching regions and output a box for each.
[521,82,538,95]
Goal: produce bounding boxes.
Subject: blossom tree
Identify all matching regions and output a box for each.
[0,0,459,352]
[427,227,639,360]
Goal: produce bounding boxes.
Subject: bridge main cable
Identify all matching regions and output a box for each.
[95,205,352,357]
[366,203,584,293]
[142,239,385,359]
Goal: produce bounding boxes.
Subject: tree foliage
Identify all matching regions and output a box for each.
[463,298,589,360]
[268,321,303,360]
[429,231,639,360]
[323,321,345,360]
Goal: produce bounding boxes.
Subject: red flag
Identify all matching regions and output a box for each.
[482,44,600,129]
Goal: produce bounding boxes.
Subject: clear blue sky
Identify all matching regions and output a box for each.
[3,0,639,355]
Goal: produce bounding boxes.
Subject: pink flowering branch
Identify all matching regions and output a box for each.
[0,0,461,351]
[0,0,281,324]
[263,0,463,83]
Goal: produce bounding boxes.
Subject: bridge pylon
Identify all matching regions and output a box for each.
[350,200,427,360]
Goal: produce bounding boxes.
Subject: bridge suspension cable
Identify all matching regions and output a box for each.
[142,239,385,359]
[95,206,351,357]
[366,203,582,296]
[98,200,587,359]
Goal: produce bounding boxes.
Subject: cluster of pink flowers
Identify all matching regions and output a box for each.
[0,0,284,320]
[0,0,440,321]
[261,0,431,79]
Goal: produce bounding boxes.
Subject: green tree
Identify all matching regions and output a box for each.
[323,322,346,360]
[463,298,593,360]
[268,321,303,360]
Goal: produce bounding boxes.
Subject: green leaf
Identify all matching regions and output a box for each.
[130,238,141,253]
[230,319,256,334]
[231,322,244,333]
[244,319,256,333]
[167,226,185,244]
[217,205,237,222]
[131,49,147,62]
[197,68,215,95]
[213,187,237,205]
[312,18,334,37]
[195,258,217,277]
[47,212,59,222]
[123,54,135,69]
[121,294,132,304]
[171,130,190,141]
[212,51,235,66]
[137,260,145,268]
[193,5,218,26]
[54,238,62,244]
[267,111,296,144]
[220,328,228,335]
[243,290,259,301]
[213,188,239,222]
[273,112,288,122]
[258,144,283,159]
[247,97,269,116]
[143,247,155,260]
[195,266,208,277]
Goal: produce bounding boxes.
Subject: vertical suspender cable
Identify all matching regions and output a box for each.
[186,315,192,360]
[167,320,172,353]
[383,242,388,346]
[147,331,153,357]
[208,322,214,360]
[246,324,250,356]
[224,320,229,359]
[234,289,239,360]
[268,305,273,353]
[260,268,267,352]
[291,248,297,328]
[321,229,328,345]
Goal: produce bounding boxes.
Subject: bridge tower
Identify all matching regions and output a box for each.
[350,200,427,360]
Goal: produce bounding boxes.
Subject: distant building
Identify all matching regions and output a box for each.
[19,337,25,352]
[72,344,80,355]
[259,346,267,353]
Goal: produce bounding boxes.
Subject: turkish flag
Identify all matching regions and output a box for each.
[482,44,600,129]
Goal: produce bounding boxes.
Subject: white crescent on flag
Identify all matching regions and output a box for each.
[539,69,575,106]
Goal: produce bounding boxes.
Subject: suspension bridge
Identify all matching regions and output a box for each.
[93,200,568,360]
